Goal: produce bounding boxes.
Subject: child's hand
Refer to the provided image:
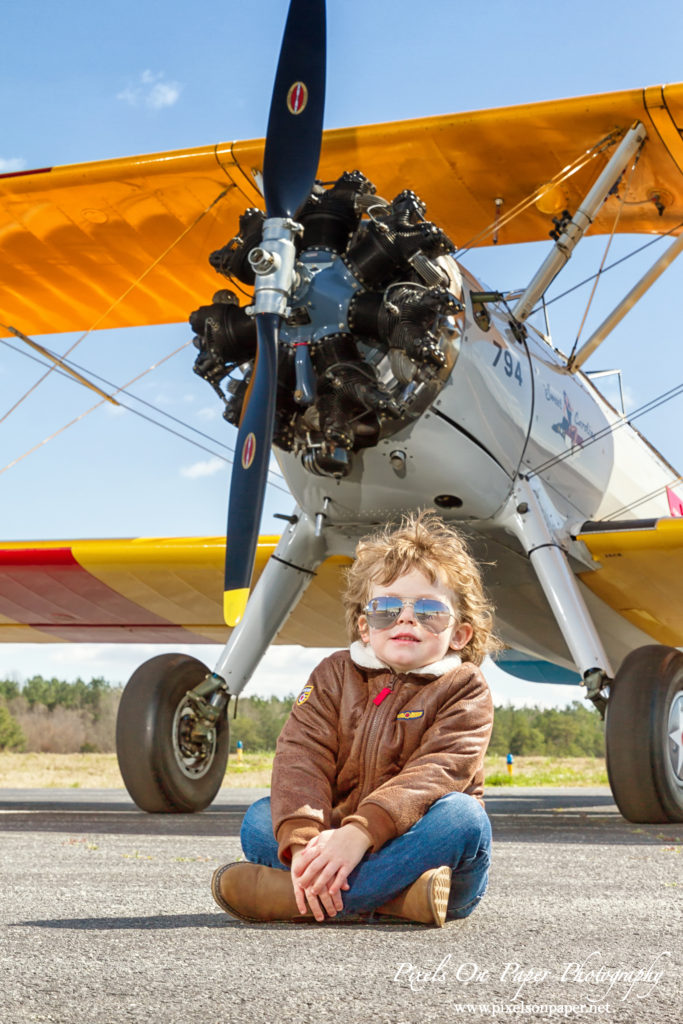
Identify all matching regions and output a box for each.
[290,844,343,921]
[291,824,371,920]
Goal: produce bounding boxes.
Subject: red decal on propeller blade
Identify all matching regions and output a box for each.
[287,81,308,115]
[242,432,256,470]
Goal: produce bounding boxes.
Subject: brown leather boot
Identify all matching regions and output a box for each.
[212,861,452,927]
[374,866,452,927]
[211,862,312,922]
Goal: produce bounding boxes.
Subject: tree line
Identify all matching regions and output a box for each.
[229,697,606,756]
[0,676,605,757]
[487,701,604,757]
[0,676,121,753]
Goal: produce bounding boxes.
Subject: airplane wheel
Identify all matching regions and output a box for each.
[605,645,683,823]
[116,653,229,813]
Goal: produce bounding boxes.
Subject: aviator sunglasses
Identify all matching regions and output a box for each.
[363,596,455,634]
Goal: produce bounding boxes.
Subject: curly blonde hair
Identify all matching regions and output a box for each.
[342,510,502,665]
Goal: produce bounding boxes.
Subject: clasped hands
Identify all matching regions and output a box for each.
[290,823,372,921]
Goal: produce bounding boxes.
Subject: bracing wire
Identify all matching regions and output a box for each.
[0,336,291,496]
[530,219,683,318]
[0,341,192,476]
[602,475,683,521]
[527,379,683,479]
[565,153,640,365]
[453,131,617,258]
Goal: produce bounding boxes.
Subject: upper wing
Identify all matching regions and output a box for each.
[577,516,683,646]
[2,84,683,336]
[0,536,349,647]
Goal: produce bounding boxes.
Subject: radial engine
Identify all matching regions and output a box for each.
[190,172,464,478]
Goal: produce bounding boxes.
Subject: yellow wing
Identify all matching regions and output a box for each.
[2,84,683,336]
[0,537,350,647]
[578,517,683,646]
[2,520,682,650]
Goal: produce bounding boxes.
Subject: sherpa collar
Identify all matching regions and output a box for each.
[349,640,462,677]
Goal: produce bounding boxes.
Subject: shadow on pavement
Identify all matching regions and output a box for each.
[10,913,231,930]
[11,913,419,932]
[0,789,680,844]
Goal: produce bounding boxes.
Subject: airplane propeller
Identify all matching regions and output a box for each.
[223,0,326,627]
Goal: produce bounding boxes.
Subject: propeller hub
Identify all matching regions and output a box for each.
[248,247,280,275]
[251,218,302,317]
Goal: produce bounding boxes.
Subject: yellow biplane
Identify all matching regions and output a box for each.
[1,0,682,824]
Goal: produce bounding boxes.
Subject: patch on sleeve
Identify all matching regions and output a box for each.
[396,709,424,720]
[296,685,314,706]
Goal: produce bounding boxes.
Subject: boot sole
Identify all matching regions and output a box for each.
[429,866,452,927]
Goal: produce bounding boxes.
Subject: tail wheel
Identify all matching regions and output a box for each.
[605,644,683,823]
[116,653,230,813]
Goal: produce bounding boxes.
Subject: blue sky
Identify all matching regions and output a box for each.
[1,0,682,707]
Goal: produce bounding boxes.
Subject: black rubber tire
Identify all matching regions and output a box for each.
[116,653,229,813]
[605,644,683,823]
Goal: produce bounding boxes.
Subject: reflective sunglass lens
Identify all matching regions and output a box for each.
[366,597,402,628]
[364,596,453,633]
[414,600,452,633]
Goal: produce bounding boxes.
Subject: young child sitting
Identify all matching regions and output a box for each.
[212,510,499,926]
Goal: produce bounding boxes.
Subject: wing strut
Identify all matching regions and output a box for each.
[568,230,683,370]
[512,123,647,323]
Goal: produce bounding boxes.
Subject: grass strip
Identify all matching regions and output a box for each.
[0,752,608,789]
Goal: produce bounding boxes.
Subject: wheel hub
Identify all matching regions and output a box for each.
[172,696,217,780]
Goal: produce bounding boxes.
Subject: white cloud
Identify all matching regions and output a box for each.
[1,643,224,686]
[117,70,182,111]
[180,456,225,479]
[197,406,220,422]
[0,157,26,173]
[147,81,181,110]
[247,647,335,699]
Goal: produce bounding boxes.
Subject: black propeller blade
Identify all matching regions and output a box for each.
[223,0,326,627]
[263,0,326,219]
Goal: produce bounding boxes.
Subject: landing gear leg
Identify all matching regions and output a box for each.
[116,510,327,812]
[211,508,327,693]
[500,479,683,823]
[500,477,613,700]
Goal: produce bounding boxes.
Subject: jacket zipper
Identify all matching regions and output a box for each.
[357,675,399,803]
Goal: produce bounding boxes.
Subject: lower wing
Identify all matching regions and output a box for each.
[0,536,349,646]
[1,518,681,661]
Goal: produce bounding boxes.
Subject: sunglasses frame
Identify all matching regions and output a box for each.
[363,595,456,634]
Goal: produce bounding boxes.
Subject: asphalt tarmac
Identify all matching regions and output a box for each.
[0,786,680,1024]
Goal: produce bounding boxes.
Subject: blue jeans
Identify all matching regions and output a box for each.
[240,792,491,920]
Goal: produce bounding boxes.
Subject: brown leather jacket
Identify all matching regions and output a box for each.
[271,643,494,864]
